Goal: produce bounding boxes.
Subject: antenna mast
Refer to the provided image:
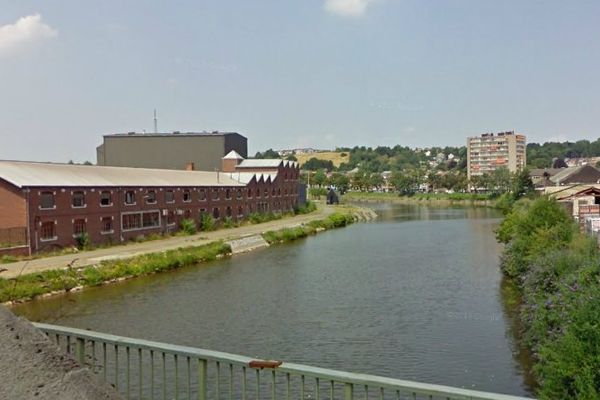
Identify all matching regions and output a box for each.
[153,109,158,133]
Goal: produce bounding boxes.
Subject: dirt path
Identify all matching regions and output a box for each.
[0,206,336,279]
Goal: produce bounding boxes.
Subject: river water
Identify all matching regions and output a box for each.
[13,203,534,397]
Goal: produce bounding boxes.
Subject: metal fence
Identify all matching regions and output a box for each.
[33,323,533,400]
[0,226,27,248]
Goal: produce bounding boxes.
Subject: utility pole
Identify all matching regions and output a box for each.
[153,109,158,133]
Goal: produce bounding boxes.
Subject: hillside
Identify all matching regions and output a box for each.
[295,151,349,168]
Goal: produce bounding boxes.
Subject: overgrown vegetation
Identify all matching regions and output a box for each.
[263,212,355,244]
[0,255,18,264]
[497,197,600,399]
[294,200,317,214]
[179,218,197,235]
[0,241,231,303]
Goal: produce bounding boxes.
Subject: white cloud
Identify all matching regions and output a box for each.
[0,14,57,55]
[324,0,375,17]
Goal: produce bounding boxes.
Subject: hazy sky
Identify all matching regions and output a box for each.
[1,1,599,162]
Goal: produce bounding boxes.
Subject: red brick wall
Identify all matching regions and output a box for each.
[0,179,26,229]
[25,175,299,252]
[4,163,301,253]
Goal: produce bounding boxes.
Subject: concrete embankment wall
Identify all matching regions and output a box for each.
[0,305,122,400]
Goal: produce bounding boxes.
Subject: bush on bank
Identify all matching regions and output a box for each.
[497,196,600,399]
[0,241,231,303]
[262,212,354,244]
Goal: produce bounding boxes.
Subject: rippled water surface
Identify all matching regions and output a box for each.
[13,204,534,396]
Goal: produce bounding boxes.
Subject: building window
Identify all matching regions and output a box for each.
[199,189,206,201]
[183,190,191,202]
[238,206,244,217]
[272,188,276,196]
[146,190,157,204]
[165,190,175,203]
[247,188,252,198]
[225,189,231,200]
[101,217,113,233]
[256,188,261,198]
[40,221,56,240]
[100,191,112,206]
[264,188,269,198]
[142,211,160,228]
[237,189,243,200]
[72,191,86,208]
[125,190,136,205]
[226,206,232,217]
[212,189,219,200]
[122,213,141,230]
[122,211,160,231]
[213,207,220,220]
[40,192,55,209]
[73,219,86,236]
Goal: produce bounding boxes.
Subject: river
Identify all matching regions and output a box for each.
[12,203,534,397]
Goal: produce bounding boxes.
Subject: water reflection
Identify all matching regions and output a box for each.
[13,204,534,397]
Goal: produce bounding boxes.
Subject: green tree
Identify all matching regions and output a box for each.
[512,168,534,199]
[391,171,418,195]
[369,173,384,191]
[254,149,280,159]
[331,173,350,194]
[312,169,327,187]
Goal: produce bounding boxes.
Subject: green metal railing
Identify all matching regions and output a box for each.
[33,323,533,400]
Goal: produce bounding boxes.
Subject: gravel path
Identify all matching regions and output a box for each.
[0,206,335,279]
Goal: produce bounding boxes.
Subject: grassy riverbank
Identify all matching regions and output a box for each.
[262,212,355,244]
[497,196,600,399]
[0,201,319,265]
[342,191,496,206]
[1,204,365,304]
[0,241,231,304]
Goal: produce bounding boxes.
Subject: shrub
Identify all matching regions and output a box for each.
[180,218,197,235]
[223,217,235,229]
[295,200,317,215]
[0,255,18,264]
[200,214,216,231]
[75,233,91,250]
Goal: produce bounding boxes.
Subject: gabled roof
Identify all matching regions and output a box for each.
[225,172,278,184]
[529,168,564,177]
[557,186,600,201]
[0,160,245,188]
[237,159,283,168]
[237,159,299,169]
[550,165,600,185]
[223,150,244,160]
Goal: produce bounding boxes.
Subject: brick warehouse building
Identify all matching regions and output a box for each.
[0,153,300,255]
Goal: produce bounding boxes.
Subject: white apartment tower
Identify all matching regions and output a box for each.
[467,131,526,180]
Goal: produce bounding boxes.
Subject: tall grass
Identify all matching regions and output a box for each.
[0,241,231,303]
[262,212,355,245]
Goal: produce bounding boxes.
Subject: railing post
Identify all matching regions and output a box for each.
[198,359,207,400]
[344,383,354,400]
[75,337,85,365]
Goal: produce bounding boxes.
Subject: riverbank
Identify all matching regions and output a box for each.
[342,192,496,207]
[497,196,600,399]
[1,207,374,305]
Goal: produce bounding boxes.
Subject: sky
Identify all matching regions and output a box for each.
[1,0,599,162]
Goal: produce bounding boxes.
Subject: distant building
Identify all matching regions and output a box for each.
[96,131,248,171]
[467,131,526,180]
[546,165,600,186]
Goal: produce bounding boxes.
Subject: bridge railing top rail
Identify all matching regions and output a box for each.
[33,322,534,400]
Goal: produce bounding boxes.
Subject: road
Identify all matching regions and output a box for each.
[0,205,336,279]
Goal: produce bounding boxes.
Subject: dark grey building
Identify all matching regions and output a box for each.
[96,131,248,171]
